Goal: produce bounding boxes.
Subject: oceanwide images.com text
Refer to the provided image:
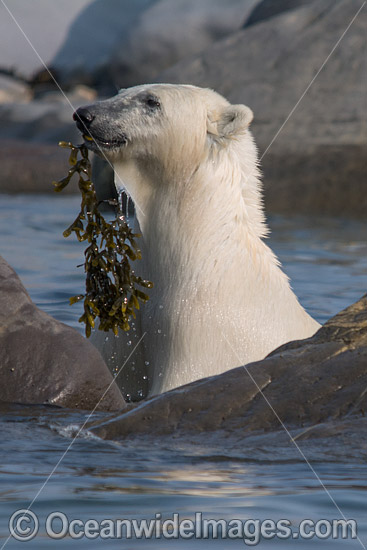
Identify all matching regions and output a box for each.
[9,510,357,545]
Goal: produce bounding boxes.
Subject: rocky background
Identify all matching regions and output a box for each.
[0,0,365,216]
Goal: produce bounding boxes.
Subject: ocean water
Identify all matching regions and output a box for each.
[0,194,366,549]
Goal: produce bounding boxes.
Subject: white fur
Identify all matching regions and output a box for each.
[92,84,320,396]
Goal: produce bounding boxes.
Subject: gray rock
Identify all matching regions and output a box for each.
[0,0,259,90]
[0,74,32,103]
[0,139,77,194]
[0,0,92,80]
[108,0,259,89]
[91,295,367,440]
[0,256,125,411]
[158,0,367,218]
[244,0,314,27]
[0,87,95,144]
[50,0,259,91]
[0,85,98,193]
[51,0,155,90]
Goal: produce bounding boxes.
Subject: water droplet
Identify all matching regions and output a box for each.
[127,340,132,346]
[144,361,150,366]
[143,375,148,380]
[157,329,162,334]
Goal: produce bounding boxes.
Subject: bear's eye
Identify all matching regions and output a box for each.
[145,96,161,109]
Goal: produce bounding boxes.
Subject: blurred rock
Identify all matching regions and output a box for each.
[0,139,78,194]
[0,256,125,411]
[0,100,74,143]
[108,0,259,89]
[244,0,314,27]
[50,0,259,92]
[158,0,367,217]
[0,0,92,80]
[0,87,95,143]
[1,0,365,218]
[33,84,97,103]
[91,295,367,440]
[51,0,155,91]
[1,0,259,92]
[0,74,32,103]
[0,85,98,192]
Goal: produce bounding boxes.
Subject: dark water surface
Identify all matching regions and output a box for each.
[0,194,366,548]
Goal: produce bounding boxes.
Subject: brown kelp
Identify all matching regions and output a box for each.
[53,141,152,337]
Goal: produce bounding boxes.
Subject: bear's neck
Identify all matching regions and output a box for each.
[114,140,319,396]
[114,145,288,301]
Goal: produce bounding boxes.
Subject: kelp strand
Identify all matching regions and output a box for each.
[53,141,152,337]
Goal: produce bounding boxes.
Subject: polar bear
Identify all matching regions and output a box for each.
[74,84,320,399]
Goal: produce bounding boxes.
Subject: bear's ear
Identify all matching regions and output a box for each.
[207,104,253,140]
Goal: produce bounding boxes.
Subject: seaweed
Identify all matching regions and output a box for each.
[53,141,152,337]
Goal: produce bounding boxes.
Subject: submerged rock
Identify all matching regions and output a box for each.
[91,295,367,440]
[0,256,125,411]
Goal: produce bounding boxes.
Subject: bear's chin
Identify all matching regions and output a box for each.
[83,134,128,155]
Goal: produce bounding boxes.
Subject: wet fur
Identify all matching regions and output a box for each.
[80,84,320,398]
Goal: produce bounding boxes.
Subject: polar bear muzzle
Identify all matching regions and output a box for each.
[73,106,128,152]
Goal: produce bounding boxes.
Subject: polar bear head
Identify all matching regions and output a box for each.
[74,85,255,211]
[73,83,268,246]
[74,84,253,157]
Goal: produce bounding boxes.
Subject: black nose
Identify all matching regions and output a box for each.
[73,107,94,131]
